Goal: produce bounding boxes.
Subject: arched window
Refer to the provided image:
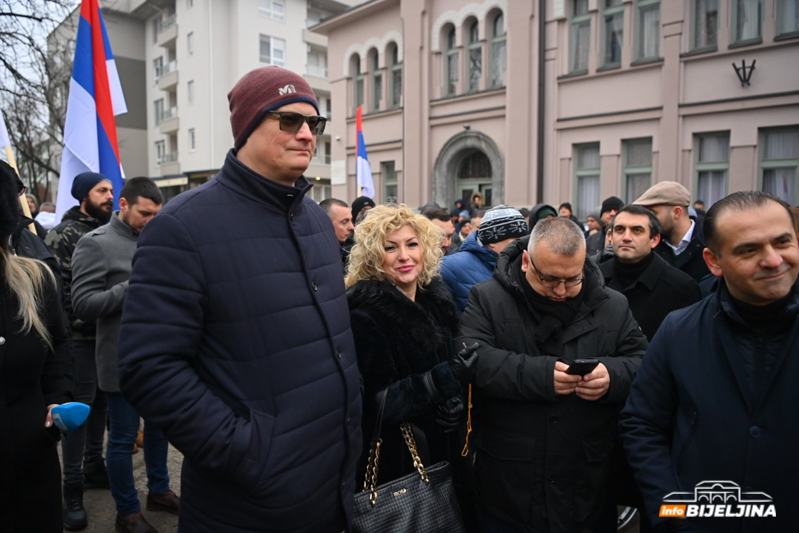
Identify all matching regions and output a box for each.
[445,26,459,96]
[490,12,506,88]
[369,49,382,112]
[353,54,364,114]
[388,43,402,109]
[467,19,481,92]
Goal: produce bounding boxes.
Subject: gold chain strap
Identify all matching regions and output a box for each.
[461,384,473,457]
[363,438,382,507]
[400,423,430,485]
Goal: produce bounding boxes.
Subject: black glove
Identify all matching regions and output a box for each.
[448,342,480,385]
[436,396,465,433]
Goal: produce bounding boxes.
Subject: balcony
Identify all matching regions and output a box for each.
[156,14,177,47]
[157,60,178,90]
[157,107,179,134]
[306,64,328,79]
[159,151,180,176]
[302,28,326,47]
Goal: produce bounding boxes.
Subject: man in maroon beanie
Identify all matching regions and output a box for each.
[118,66,362,533]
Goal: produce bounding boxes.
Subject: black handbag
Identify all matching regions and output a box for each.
[352,391,466,533]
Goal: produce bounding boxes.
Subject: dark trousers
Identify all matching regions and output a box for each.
[477,507,524,533]
[60,339,108,488]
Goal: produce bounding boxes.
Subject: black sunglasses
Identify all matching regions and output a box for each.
[267,111,327,136]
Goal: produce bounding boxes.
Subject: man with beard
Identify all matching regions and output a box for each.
[45,172,113,530]
[633,181,711,285]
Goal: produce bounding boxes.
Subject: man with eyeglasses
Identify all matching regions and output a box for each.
[459,217,647,533]
[117,66,362,533]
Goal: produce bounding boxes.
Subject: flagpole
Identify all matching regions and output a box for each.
[4,145,36,232]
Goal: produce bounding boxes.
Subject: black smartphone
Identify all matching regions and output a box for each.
[565,359,599,376]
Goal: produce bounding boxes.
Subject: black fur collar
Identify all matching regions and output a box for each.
[347,277,460,353]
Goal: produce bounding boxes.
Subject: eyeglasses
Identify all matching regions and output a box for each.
[530,257,584,288]
[266,111,327,136]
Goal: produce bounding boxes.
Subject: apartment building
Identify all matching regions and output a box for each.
[314,0,799,216]
[51,0,355,203]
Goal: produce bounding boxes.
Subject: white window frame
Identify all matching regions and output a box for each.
[153,56,163,79]
[260,35,285,66]
[187,32,194,56]
[187,80,195,105]
[382,160,398,203]
[155,140,166,164]
[188,128,196,152]
[259,0,285,21]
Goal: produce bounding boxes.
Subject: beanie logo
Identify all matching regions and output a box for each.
[278,84,297,95]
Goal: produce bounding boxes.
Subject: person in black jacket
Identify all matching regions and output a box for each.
[459,217,647,533]
[633,181,711,287]
[0,160,72,532]
[621,191,799,532]
[595,205,701,532]
[118,66,362,533]
[601,205,702,341]
[345,204,477,490]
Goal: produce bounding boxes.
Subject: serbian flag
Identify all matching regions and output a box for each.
[55,0,127,222]
[355,106,375,198]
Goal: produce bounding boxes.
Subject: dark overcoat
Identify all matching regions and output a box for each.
[0,263,71,532]
[118,150,362,533]
[458,237,647,533]
[620,281,799,532]
[599,253,702,340]
[347,278,463,486]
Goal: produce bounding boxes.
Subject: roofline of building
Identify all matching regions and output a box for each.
[311,0,397,34]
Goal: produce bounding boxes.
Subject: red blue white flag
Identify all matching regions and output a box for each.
[55,0,127,221]
[355,106,375,198]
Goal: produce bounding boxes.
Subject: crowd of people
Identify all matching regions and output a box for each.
[1,65,798,533]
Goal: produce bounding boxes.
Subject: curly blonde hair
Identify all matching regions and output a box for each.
[345,203,443,289]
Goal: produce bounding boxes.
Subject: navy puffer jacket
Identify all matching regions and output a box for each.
[118,150,362,533]
[440,231,498,315]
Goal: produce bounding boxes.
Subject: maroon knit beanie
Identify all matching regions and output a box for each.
[228,66,319,150]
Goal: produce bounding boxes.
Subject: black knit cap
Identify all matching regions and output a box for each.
[351,196,376,221]
[228,66,319,150]
[601,196,624,216]
[0,160,24,240]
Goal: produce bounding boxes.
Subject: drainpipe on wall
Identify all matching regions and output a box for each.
[536,0,545,203]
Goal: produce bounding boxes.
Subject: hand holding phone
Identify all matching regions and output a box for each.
[565,359,600,376]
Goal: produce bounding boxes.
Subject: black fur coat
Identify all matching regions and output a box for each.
[347,277,462,485]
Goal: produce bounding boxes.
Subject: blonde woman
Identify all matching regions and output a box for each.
[0,161,71,532]
[346,203,477,487]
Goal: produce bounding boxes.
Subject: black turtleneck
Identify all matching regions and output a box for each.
[612,252,655,290]
[727,284,796,334]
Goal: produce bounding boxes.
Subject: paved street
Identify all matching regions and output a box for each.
[62,443,182,533]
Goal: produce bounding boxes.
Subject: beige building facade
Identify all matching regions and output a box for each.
[315,0,799,218]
